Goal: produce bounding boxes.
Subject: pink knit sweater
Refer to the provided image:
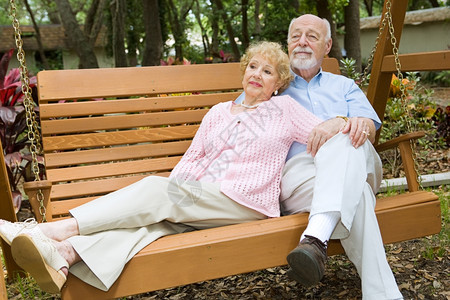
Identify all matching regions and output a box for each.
[170,95,322,217]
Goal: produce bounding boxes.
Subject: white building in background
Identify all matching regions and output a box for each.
[337,6,450,61]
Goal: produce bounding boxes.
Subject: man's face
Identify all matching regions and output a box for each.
[287,15,331,72]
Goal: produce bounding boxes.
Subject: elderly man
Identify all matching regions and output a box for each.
[281,15,403,300]
[237,14,403,300]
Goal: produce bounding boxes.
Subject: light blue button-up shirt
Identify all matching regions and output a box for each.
[235,69,381,160]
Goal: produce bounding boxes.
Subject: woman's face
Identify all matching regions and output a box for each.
[242,54,281,101]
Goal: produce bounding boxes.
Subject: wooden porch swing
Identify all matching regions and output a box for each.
[0,0,448,299]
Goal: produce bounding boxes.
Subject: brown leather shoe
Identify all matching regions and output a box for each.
[286,235,327,287]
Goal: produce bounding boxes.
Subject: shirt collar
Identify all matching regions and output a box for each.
[292,68,324,88]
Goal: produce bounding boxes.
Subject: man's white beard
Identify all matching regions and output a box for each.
[291,47,317,70]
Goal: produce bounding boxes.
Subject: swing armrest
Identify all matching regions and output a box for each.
[374,131,425,192]
[374,131,425,153]
[23,180,53,222]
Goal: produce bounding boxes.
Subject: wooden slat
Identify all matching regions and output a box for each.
[37,63,243,102]
[322,57,341,75]
[45,140,192,167]
[46,156,181,182]
[377,200,441,244]
[39,92,239,119]
[375,191,438,211]
[51,197,103,216]
[381,50,450,73]
[50,172,171,200]
[61,193,441,300]
[43,125,199,151]
[41,109,207,135]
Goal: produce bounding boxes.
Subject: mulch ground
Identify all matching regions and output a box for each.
[137,236,448,300]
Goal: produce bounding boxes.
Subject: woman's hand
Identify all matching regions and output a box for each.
[306,118,345,157]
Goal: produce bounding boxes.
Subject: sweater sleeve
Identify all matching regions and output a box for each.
[284,96,323,144]
[169,106,215,180]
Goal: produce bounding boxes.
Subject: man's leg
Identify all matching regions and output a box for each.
[341,184,403,300]
[284,133,401,298]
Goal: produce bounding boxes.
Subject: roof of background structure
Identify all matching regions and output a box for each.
[360,6,449,29]
[0,24,107,52]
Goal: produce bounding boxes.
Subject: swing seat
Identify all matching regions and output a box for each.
[16,59,441,299]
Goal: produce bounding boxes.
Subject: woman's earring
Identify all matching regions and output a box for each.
[274,90,278,96]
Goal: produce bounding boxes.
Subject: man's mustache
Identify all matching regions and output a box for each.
[293,47,313,55]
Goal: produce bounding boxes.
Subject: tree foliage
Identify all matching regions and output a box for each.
[0,0,446,68]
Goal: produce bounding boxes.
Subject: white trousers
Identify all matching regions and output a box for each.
[280,133,403,300]
[67,177,265,291]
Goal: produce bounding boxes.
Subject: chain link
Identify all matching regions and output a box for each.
[384,1,423,189]
[361,0,422,189]
[9,0,47,222]
[360,6,388,86]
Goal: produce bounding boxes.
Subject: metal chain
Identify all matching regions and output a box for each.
[359,0,422,188]
[9,0,47,221]
[383,1,423,188]
[360,5,389,86]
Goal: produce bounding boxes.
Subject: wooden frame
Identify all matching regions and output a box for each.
[0,0,446,298]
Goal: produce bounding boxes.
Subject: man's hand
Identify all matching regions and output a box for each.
[306,117,376,157]
[307,118,345,157]
[342,117,375,147]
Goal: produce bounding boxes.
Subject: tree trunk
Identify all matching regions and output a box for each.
[316,0,342,62]
[212,0,240,61]
[166,0,182,61]
[242,0,249,50]
[193,0,211,60]
[24,0,50,69]
[290,0,299,13]
[428,0,440,7]
[41,0,61,24]
[253,0,261,40]
[166,0,194,62]
[126,0,140,67]
[363,0,373,16]
[142,0,164,66]
[55,0,99,68]
[344,0,362,72]
[210,1,220,61]
[84,0,106,47]
[110,0,128,67]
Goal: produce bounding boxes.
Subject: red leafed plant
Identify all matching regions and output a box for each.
[0,49,43,213]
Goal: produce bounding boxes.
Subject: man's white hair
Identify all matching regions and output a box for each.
[287,15,332,42]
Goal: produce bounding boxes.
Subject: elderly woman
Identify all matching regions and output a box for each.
[0,41,322,293]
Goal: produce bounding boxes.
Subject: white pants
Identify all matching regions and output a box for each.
[280,133,403,300]
[67,177,265,291]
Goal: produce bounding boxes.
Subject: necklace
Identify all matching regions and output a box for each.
[241,101,261,109]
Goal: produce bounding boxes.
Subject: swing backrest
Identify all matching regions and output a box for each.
[36,59,340,221]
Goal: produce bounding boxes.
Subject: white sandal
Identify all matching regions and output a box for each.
[11,234,68,293]
[0,218,43,245]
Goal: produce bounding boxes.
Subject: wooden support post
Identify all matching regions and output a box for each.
[0,142,22,282]
[23,181,53,223]
[366,0,408,144]
[398,141,419,192]
[0,265,7,300]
